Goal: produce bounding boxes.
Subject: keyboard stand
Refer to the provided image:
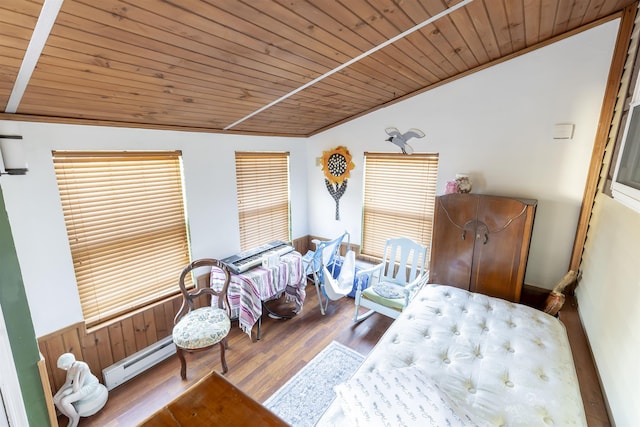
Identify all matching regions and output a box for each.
[256,297,296,341]
[263,300,295,320]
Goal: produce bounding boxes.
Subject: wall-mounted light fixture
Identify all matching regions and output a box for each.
[0,135,28,175]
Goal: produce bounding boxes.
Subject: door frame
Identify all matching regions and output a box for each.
[0,303,29,426]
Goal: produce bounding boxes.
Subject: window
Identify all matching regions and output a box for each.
[53,151,190,326]
[362,153,439,261]
[235,152,290,250]
[612,101,640,212]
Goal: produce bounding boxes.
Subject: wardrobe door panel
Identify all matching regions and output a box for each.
[429,194,477,289]
[470,196,535,302]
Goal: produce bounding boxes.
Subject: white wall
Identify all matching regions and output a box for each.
[306,20,619,290]
[577,194,640,426]
[576,65,640,426]
[0,123,308,337]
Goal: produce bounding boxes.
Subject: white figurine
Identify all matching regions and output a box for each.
[53,353,107,427]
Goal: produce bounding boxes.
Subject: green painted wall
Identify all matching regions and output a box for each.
[0,188,49,426]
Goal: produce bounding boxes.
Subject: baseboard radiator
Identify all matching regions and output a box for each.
[102,336,176,390]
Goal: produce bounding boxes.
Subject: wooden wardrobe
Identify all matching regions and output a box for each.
[429,193,537,302]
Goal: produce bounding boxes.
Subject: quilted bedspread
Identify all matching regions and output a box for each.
[317,284,586,426]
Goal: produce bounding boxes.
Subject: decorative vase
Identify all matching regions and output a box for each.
[444,180,458,194]
[455,174,472,193]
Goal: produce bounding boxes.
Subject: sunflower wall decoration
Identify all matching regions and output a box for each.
[321,146,355,220]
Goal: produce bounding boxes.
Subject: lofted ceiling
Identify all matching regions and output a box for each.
[0,0,635,137]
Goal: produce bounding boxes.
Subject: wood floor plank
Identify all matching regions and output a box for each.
[69,283,392,427]
[559,294,612,427]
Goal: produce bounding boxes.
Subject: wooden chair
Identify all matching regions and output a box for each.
[353,237,428,322]
[172,259,231,380]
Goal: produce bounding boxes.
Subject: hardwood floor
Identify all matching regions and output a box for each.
[70,285,393,427]
[559,294,611,427]
[67,285,609,427]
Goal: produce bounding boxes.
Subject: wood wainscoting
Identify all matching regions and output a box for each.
[38,294,185,395]
[38,236,313,396]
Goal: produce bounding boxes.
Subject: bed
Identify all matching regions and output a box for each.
[317,284,586,426]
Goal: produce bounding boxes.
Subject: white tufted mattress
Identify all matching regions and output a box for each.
[317,285,586,426]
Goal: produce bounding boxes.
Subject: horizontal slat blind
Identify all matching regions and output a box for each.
[362,153,439,261]
[53,151,190,326]
[235,152,290,250]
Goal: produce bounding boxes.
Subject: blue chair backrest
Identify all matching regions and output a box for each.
[310,231,350,281]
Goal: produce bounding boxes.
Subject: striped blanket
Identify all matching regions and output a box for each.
[211,252,306,337]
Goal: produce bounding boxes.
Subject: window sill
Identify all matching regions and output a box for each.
[612,183,640,214]
[85,292,181,334]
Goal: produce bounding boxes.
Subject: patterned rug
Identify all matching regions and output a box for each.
[263,341,364,427]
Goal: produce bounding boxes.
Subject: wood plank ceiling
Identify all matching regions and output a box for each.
[0,0,635,137]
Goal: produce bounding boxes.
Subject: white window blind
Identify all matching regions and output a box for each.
[362,152,439,260]
[235,152,290,250]
[53,151,191,326]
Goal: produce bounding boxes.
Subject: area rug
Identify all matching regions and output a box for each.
[263,341,364,427]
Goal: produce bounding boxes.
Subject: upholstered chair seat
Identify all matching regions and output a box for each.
[172,307,230,349]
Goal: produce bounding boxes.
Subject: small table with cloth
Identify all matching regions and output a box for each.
[211,251,306,340]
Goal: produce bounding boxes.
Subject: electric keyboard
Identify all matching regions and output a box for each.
[221,240,294,274]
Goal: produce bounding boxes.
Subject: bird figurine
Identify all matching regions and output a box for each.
[385,127,425,154]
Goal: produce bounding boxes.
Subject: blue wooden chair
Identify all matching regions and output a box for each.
[353,237,428,322]
[303,231,355,315]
